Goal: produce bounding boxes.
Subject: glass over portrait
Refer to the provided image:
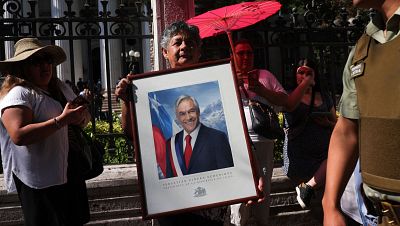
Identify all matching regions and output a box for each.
[130,59,258,218]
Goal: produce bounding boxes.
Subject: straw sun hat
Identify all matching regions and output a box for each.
[0,38,66,73]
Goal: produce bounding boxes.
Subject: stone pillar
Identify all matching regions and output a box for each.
[51,0,83,83]
[151,0,195,70]
[99,0,121,90]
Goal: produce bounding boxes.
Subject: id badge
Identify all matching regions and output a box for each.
[350,62,365,78]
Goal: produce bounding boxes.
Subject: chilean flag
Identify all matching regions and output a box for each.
[149,93,177,178]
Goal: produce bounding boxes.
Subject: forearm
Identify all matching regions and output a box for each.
[121,100,133,139]
[10,117,63,145]
[255,85,288,107]
[323,117,359,210]
[115,75,135,140]
[285,82,310,111]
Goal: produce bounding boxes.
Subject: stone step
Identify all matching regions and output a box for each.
[0,189,19,206]
[91,208,142,221]
[0,165,323,226]
[269,209,322,226]
[0,192,311,225]
[270,191,300,213]
[0,206,23,226]
[89,195,140,213]
[0,220,22,226]
[86,216,152,226]
[101,92,121,113]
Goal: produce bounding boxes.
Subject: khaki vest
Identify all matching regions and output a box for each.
[352,33,400,193]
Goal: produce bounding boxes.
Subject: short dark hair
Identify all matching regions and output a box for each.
[297,58,322,91]
[160,21,202,49]
[298,58,317,71]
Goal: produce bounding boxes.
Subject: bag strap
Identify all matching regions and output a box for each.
[308,88,316,114]
[238,71,258,151]
[71,125,93,144]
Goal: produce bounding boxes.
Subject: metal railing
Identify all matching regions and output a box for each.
[200,1,372,106]
[0,0,153,163]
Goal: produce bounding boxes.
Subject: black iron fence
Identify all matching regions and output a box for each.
[0,0,373,169]
[200,1,372,106]
[0,0,153,164]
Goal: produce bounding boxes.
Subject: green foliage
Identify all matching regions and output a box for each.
[84,115,132,165]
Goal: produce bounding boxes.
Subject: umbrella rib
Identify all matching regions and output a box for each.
[199,10,240,32]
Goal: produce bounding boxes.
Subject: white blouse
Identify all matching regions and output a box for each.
[0,80,78,193]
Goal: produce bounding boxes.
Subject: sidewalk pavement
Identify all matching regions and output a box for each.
[0,163,288,193]
[0,164,138,194]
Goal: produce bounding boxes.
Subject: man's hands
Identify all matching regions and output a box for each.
[115,74,135,102]
[246,177,266,205]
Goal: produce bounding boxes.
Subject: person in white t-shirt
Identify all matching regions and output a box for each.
[0,38,91,226]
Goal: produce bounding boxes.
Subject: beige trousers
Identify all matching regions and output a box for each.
[230,139,275,226]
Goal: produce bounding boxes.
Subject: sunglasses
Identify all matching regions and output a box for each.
[27,55,54,66]
[235,50,254,56]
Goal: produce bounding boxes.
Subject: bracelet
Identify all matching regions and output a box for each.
[54,117,62,129]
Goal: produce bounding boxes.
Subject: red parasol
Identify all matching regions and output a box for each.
[187,1,282,52]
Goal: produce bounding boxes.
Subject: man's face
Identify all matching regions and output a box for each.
[234,43,254,73]
[176,99,200,134]
[162,33,201,68]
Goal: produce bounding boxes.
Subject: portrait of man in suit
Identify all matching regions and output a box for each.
[165,95,234,178]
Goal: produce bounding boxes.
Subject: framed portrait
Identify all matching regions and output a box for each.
[130,59,259,219]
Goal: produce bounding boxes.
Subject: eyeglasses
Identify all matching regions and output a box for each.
[235,51,254,56]
[27,55,54,66]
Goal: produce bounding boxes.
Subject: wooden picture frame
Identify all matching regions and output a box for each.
[129,59,259,219]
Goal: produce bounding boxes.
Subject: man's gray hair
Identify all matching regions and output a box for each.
[160,21,202,49]
[175,95,200,113]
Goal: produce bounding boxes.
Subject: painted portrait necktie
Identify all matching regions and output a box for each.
[184,135,192,168]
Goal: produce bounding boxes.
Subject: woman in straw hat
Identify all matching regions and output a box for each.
[0,38,91,226]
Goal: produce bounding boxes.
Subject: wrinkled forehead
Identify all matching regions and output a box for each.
[169,31,197,43]
[177,98,193,108]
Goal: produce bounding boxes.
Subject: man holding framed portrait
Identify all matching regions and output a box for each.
[115,21,264,226]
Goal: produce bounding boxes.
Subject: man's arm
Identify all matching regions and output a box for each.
[115,75,135,139]
[251,75,314,112]
[322,116,359,226]
[284,78,314,111]
[120,101,133,139]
